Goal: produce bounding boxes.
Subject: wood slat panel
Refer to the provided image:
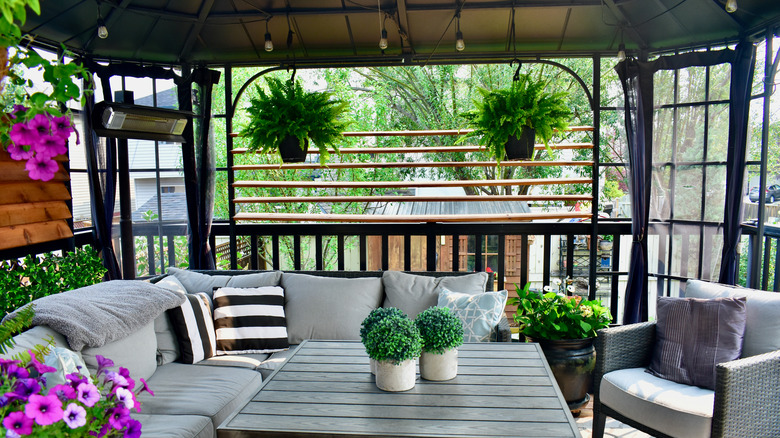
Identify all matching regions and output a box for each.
[0,220,73,251]
[233,177,592,189]
[234,194,593,204]
[231,143,593,155]
[0,201,72,227]
[0,160,69,182]
[0,152,68,163]
[233,160,593,171]
[0,182,72,205]
[234,212,593,223]
[261,380,559,397]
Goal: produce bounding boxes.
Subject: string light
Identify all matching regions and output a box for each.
[264,20,273,52]
[378,1,387,50]
[96,0,108,39]
[617,43,626,62]
[455,13,465,51]
[725,0,737,13]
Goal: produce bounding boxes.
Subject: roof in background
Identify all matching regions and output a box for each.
[22,1,780,67]
[133,192,188,222]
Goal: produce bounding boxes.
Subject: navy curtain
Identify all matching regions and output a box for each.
[83,77,121,280]
[179,68,220,270]
[719,43,756,284]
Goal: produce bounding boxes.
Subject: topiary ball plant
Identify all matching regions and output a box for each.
[415,307,464,354]
[362,313,422,365]
[360,307,407,344]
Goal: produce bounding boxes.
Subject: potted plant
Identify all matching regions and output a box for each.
[239,76,349,164]
[361,313,422,392]
[508,281,612,412]
[415,306,463,381]
[598,234,613,251]
[360,307,407,374]
[459,73,571,162]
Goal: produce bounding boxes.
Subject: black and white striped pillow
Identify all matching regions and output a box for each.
[213,286,289,354]
[166,293,216,364]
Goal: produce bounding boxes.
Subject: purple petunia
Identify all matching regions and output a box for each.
[27,113,52,138]
[123,418,142,438]
[25,154,59,181]
[6,143,34,161]
[33,134,68,158]
[62,403,87,429]
[2,411,34,436]
[77,382,100,407]
[114,387,134,409]
[95,355,114,376]
[50,115,73,140]
[13,378,41,399]
[6,364,30,380]
[107,406,130,430]
[104,371,128,389]
[8,122,36,146]
[138,378,154,396]
[28,350,58,375]
[49,383,77,401]
[24,393,63,426]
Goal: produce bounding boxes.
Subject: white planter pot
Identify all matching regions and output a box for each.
[375,359,416,392]
[420,348,458,381]
[370,358,377,375]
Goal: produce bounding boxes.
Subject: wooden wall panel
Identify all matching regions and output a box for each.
[0,220,72,250]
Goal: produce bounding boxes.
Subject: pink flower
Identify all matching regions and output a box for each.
[107,406,130,430]
[95,355,114,376]
[50,116,73,140]
[9,122,37,146]
[62,403,87,429]
[49,384,77,401]
[25,154,59,181]
[7,143,35,161]
[28,350,57,375]
[76,382,100,407]
[33,134,68,158]
[2,411,34,435]
[28,113,52,138]
[24,393,63,426]
[138,378,154,396]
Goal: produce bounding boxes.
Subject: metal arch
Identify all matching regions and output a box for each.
[513,59,596,112]
[230,65,287,119]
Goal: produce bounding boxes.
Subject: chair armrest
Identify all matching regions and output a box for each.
[711,350,780,438]
[493,315,512,342]
[593,322,655,398]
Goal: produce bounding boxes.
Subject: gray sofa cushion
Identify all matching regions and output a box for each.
[283,273,383,344]
[2,325,72,359]
[197,353,271,370]
[137,362,263,428]
[82,320,157,381]
[256,347,299,380]
[685,279,780,357]
[600,367,713,438]
[131,413,214,438]
[382,271,489,318]
[167,268,282,296]
[153,276,188,364]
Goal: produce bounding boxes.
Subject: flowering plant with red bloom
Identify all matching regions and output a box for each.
[0,352,152,437]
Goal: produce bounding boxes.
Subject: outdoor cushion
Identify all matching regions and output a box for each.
[213,286,289,354]
[197,353,271,370]
[648,296,746,390]
[82,320,158,382]
[600,367,714,438]
[153,275,188,365]
[167,293,217,364]
[131,414,214,438]
[1,325,72,358]
[137,362,263,429]
[166,268,282,296]
[685,279,780,357]
[256,347,299,379]
[438,288,508,342]
[282,273,383,344]
[382,271,489,318]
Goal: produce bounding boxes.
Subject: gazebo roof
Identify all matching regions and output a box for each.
[24,0,780,66]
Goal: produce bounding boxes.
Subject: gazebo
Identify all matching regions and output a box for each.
[4,0,780,326]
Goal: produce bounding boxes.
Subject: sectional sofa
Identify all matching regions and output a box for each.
[5,269,509,438]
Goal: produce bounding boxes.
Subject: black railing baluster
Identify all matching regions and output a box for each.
[250,236,259,270]
[497,234,505,290]
[337,235,345,271]
[610,235,621,322]
[475,234,483,272]
[272,236,280,270]
[315,235,323,270]
[520,234,528,287]
[543,234,551,286]
[381,235,389,271]
[452,234,460,271]
[146,235,155,276]
[404,235,411,271]
[566,234,575,278]
[359,235,367,271]
[167,235,175,268]
[426,233,437,272]
[293,235,301,270]
[763,236,771,291]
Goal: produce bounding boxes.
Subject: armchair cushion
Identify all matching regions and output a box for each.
[648,296,747,390]
[600,367,714,438]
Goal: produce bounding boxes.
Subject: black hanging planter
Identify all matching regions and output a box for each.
[532,337,596,415]
[504,127,536,160]
[278,135,308,163]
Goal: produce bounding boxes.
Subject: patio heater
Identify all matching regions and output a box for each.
[93,92,193,278]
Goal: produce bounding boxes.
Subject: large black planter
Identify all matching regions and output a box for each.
[504,127,536,160]
[278,135,308,163]
[534,337,595,413]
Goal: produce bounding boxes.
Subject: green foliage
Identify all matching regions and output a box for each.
[459,73,571,162]
[0,247,107,316]
[508,283,612,340]
[0,304,33,355]
[601,179,625,201]
[0,0,39,47]
[239,76,349,164]
[360,307,407,344]
[362,313,422,364]
[414,307,463,354]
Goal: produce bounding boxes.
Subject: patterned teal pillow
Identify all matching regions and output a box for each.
[438,288,508,342]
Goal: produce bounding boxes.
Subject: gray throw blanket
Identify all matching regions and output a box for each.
[4,280,185,350]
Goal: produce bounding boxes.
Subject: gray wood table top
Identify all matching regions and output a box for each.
[218,340,582,438]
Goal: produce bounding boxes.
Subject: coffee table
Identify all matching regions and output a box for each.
[218,340,581,438]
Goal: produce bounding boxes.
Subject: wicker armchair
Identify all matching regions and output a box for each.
[592,283,780,438]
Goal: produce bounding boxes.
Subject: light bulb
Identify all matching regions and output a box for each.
[97,18,108,39]
[264,32,273,52]
[455,30,465,51]
[617,43,626,62]
[379,29,388,50]
[725,0,737,13]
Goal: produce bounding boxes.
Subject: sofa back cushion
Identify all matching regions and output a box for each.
[82,320,158,382]
[685,279,780,357]
[166,268,282,296]
[153,276,188,364]
[282,273,383,344]
[4,325,73,359]
[382,271,489,318]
